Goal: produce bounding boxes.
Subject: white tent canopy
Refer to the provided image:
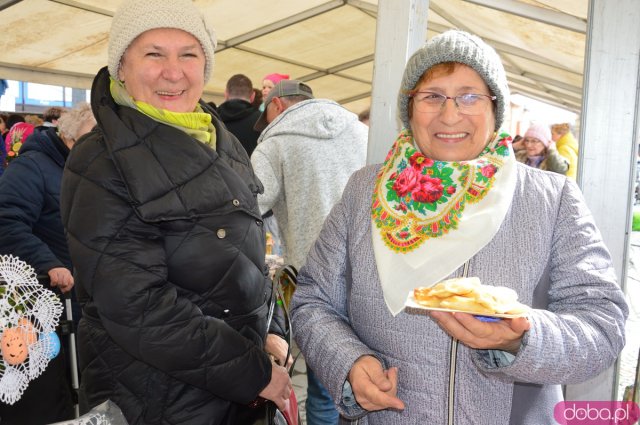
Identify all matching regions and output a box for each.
[1,0,586,116]
[2,0,639,404]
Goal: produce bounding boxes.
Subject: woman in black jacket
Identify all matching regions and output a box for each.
[59,1,292,424]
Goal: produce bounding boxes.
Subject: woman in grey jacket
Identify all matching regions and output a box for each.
[290,30,628,425]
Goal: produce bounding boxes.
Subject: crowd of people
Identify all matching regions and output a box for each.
[0,1,628,425]
[0,102,95,424]
[511,121,579,178]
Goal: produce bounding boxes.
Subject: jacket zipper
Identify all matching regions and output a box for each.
[447,261,471,425]
[447,338,459,425]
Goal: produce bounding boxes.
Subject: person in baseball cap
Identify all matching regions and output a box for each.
[254,80,314,132]
[251,76,367,425]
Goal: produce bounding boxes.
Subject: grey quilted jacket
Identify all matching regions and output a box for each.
[291,162,627,425]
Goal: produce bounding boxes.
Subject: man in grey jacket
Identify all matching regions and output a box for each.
[252,80,368,425]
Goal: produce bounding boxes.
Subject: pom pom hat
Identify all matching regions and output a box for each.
[108,0,217,83]
[524,123,552,148]
[398,30,510,132]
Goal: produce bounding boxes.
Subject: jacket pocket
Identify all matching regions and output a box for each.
[222,301,270,346]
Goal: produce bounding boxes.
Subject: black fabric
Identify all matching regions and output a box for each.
[217,99,262,156]
[60,67,275,425]
[234,277,299,425]
[50,128,71,161]
[0,132,5,176]
[0,350,75,425]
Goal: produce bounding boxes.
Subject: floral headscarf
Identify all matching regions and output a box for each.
[371,129,517,315]
[4,122,35,164]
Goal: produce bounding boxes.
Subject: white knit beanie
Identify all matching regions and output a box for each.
[398,30,510,131]
[108,0,217,83]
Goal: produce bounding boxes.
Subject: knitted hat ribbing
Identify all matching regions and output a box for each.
[524,122,552,147]
[398,30,509,131]
[108,0,217,83]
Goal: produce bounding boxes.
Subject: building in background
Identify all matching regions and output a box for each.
[0,80,90,114]
[508,94,579,138]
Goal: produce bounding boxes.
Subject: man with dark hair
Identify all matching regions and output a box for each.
[41,106,65,128]
[6,113,25,131]
[217,74,261,156]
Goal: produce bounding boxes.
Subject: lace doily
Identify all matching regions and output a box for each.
[0,255,63,404]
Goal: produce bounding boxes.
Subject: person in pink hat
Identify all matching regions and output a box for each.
[516,122,568,174]
[260,73,290,111]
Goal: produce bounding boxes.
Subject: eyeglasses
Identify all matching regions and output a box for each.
[523,138,542,145]
[410,91,496,115]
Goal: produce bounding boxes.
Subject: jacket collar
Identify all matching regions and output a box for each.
[90,67,263,222]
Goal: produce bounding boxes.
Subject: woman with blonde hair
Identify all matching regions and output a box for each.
[551,122,579,179]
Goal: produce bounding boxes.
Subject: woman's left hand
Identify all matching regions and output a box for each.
[429,311,530,354]
[47,267,74,293]
[265,333,293,369]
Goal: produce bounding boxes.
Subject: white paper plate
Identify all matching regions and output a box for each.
[404,293,529,319]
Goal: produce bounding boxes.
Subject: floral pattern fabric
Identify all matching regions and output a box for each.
[4,123,35,165]
[372,129,512,253]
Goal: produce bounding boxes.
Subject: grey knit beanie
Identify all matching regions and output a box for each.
[108,0,217,83]
[398,30,509,131]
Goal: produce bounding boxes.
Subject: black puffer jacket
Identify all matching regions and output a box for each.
[60,67,274,425]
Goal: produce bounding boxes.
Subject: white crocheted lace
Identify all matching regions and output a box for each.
[0,254,63,404]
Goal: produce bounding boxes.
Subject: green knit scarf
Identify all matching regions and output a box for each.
[110,78,216,149]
